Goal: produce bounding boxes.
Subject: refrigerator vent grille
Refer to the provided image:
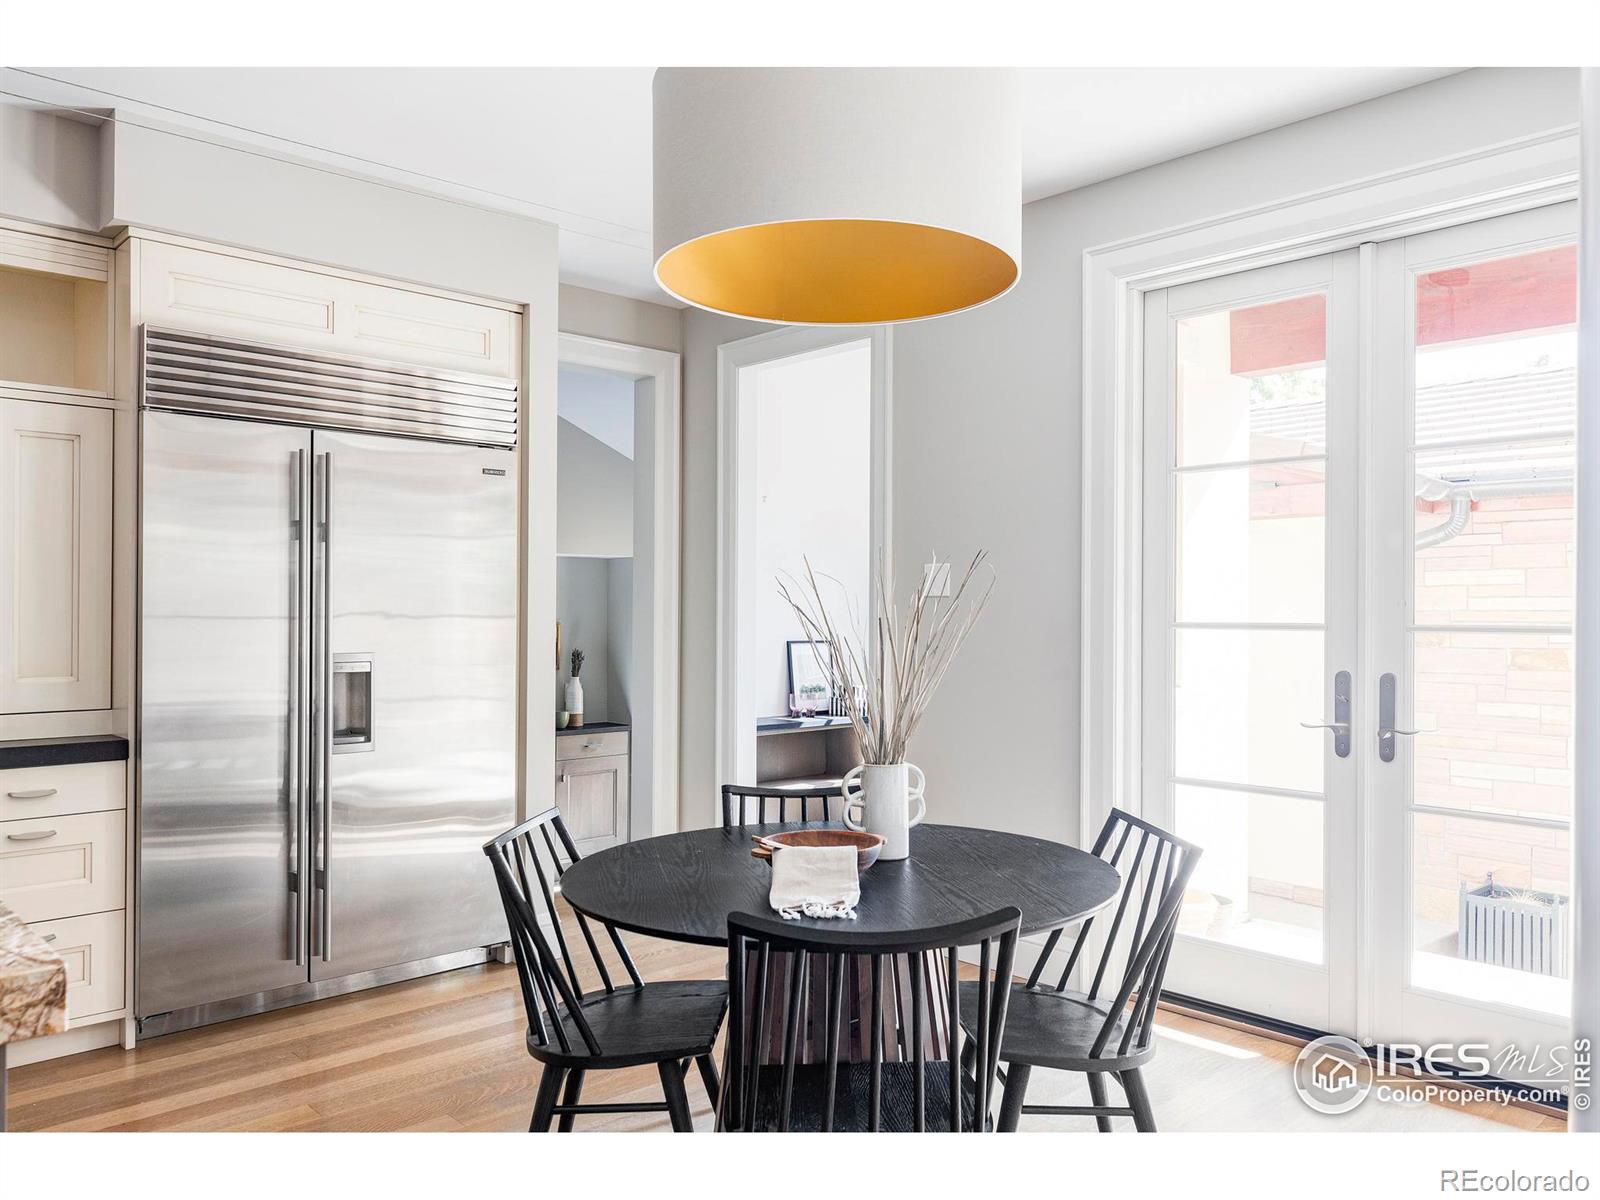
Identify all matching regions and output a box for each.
[142,326,519,448]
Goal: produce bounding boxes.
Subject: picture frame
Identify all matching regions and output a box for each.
[785,639,834,715]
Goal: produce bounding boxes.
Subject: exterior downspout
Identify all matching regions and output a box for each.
[1415,491,1473,550]
[1414,477,1573,551]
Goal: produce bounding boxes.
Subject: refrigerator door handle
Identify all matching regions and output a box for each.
[289,448,305,967]
[312,450,334,963]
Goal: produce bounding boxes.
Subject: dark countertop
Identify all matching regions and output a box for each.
[0,734,129,771]
[556,721,630,736]
[755,715,853,736]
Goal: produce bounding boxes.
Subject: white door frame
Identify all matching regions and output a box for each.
[1082,129,1578,1044]
[557,332,682,838]
[714,325,892,807]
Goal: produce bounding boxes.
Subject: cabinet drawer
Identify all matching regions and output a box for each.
[0,809,125,922]
[0,760,125,823]
[555,731,630,762]
[28,909,124,1021]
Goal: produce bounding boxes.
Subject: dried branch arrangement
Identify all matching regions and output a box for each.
[570,648,585,678]
[778,552,994,765]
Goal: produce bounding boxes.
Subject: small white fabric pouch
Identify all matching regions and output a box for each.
[768,845,860,921]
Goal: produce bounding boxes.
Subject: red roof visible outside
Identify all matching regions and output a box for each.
[1228,245,1576,376]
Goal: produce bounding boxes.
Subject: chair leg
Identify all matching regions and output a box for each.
[658,1060,695,1132]
[1120,1068,1157,1132]
[556,1068,586,1132]
[529,1065,566,1133]
[1087,1072,1114,1132]
[995,1063,1032,1132]
[959,1036,977,1082]
[694,1054,721,1105]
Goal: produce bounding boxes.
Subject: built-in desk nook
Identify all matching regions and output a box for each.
[753,715,861,790]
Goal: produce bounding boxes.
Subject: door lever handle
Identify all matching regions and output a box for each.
[1378,673,1430,762]
[1306,671,1352,757]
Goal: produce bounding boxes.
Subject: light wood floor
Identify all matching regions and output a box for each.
[7,906,1565,1133]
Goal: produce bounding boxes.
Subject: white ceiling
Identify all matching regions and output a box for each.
[5,67,1458,304]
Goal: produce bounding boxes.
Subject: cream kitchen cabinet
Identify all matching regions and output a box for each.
[0,398,113,714]
[555,729,630,854]
[134,236,522,380]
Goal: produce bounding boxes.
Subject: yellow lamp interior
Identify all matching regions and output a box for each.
[655,219,1018,324]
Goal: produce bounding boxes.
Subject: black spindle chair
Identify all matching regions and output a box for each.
[959,808,1200,1132]
[721,782,845,828]
[484,809,729,1132]
[717,907,1022,1132]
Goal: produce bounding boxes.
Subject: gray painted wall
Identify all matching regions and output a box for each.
[558,418,634,557]
[681,67,1580,840]
[559,282,683,353]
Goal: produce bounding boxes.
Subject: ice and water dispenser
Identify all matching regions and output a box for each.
[332,653,374,752]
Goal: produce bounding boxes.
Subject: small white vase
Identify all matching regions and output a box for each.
[840,762,926,861]
[564,677,584,725]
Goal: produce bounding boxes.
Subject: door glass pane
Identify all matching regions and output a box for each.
[1174,629,1324,793]
[1414,245,1576,447]
[1413,631,1573,821]
[1175,785,1323,963]
[1414,441,1575,626]
[1175,293,1326,465]
[1412,812,1570,1016]
[1406,236,1575,1026]
[1177,462,1325,623]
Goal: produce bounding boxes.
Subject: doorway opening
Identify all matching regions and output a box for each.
[716,327,891,810]
[555,335,681,853]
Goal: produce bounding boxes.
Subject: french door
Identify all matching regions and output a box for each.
[1141,201,1578,1073]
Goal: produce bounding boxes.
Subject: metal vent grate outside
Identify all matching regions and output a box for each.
[142,326,519,448]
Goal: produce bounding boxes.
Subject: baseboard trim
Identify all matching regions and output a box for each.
[5,1018,123,1068]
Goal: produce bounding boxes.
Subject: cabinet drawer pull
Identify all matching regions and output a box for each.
[5,829,58,842]
[40,933,57,942]
[6,788,58,800]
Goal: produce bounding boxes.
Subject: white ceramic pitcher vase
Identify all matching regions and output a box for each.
[839,762,926,861]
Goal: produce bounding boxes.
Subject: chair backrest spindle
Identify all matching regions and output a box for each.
[721,783,846,829]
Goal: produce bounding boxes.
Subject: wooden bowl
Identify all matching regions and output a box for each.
[751,829,886,871]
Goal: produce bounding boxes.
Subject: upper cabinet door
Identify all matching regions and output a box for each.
[137,240,521,380]
[0,398,112,713]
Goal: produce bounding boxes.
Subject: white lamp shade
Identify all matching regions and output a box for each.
[653,68,1021,325]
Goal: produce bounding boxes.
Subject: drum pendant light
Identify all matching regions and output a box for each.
[653,68,1021,325]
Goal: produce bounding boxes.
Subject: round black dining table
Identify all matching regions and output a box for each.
[560,821,1121,1069]
[560,821,1122,946]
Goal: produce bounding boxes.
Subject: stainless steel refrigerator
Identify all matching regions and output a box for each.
[137,328,518,1034]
